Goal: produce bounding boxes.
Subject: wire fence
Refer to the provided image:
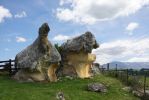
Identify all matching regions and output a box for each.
[100,63,149,97]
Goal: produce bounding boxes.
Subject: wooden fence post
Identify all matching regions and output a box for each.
[101,66,103,73]
[107,63,109,71]
[8,59,12,76]
[14,60,17,73]
[126,69,129,85]
[115,64,118,77]
[144,72,146,94]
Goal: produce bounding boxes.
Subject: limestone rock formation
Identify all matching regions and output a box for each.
[59,32,99,78]
[13,23,61,82]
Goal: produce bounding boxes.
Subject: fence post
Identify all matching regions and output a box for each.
[115,64,118,77]
[107,63,109,71]
[14,60,17,73]
[144,72,146,94]
[101,66,103,73]
[8,59,12,76]
[120,70,122,79]
[126,69,129,85]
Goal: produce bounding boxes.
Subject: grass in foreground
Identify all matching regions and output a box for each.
[0,74,139,100]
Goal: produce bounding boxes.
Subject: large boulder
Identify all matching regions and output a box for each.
[13,23,61,82]
[87,83,107,93]
[59,32,99,78]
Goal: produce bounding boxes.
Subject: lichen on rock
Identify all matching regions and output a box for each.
[13,23,61,82]
[61,31,99,53]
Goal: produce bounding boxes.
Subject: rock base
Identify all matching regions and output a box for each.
[61,52,96,78]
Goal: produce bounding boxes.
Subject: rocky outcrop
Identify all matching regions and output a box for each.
[87,83,107,93]
[122,86,132,92]
[56,92,65,100]
[13,23,61,82]
[59,32,99,78]
[132,90,144,97]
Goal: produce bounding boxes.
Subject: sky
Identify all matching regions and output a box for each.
[0,0,149,64]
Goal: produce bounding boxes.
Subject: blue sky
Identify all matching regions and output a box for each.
[0,0,149,64]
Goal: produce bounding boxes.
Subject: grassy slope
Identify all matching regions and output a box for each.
[0,74,139,100]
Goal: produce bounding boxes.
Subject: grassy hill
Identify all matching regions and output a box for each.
[0,74,139,100]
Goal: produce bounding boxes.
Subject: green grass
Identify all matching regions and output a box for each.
[0,74,139,100]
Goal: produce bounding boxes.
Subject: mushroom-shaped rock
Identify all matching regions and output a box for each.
[13,23,61,82]
[59,32,99,78]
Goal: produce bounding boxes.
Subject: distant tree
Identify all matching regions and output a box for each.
[54,43,62,53]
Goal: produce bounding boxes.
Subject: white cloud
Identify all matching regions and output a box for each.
[0,6,12,23]
[16,36,27,42]
[126,22,139,35]
[53,34,71,41]
[56,0,149,24]
[14,11,27,18]
[127,57,149,62]
[92,38,149,64]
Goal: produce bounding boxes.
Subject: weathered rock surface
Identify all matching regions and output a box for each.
[61,31,98,53]
[132,90,149,99]
[132,90,144,97]
[56,92,65,100]
[146,90,149,94]
[13,23,61,82]
[59,32,99,78]
[91,63,101,75]
[122,86,132,92]
[142,90,149,100]
[87,83,107,93]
